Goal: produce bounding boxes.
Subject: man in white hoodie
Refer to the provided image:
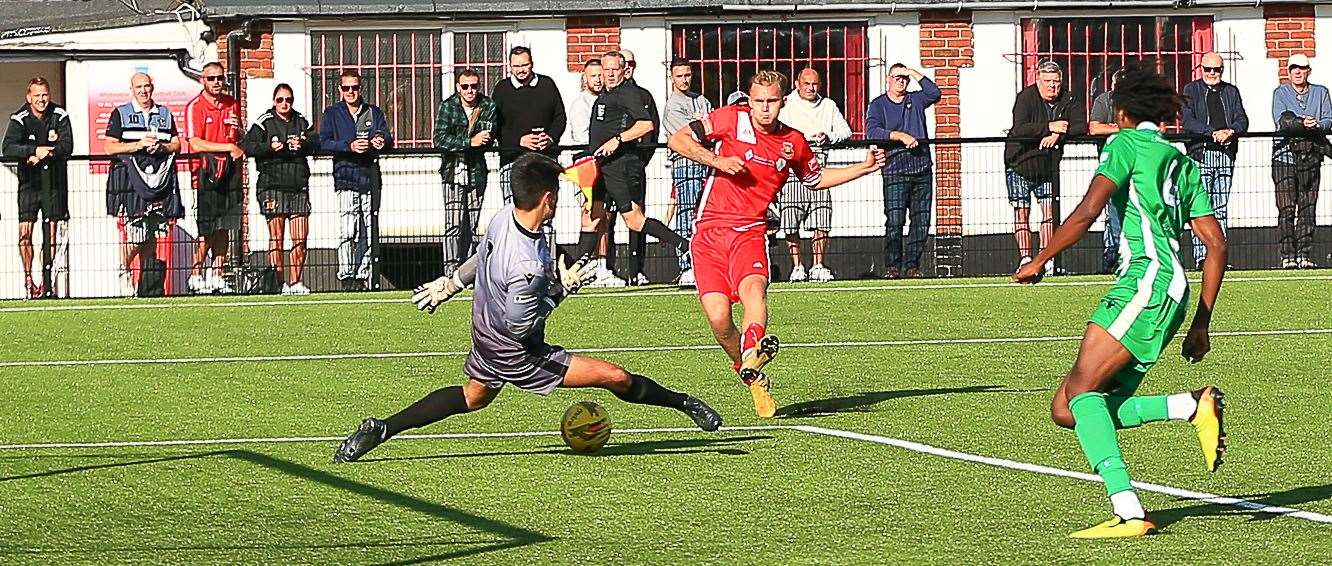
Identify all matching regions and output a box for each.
[777,68,852,281]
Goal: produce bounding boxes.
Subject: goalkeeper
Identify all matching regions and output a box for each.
[335,153,721,463]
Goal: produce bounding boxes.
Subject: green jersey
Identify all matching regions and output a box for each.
[1091,125,1213,360]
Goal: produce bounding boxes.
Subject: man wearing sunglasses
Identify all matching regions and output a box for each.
[1270,53,1329,270]
[1182,52,1248,270]
[184,62,245,294]
[433,69,498,279]
[868,63,941,279]
[319,69,394,291]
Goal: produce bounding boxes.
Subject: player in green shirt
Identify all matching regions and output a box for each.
[1014,64,1228,539]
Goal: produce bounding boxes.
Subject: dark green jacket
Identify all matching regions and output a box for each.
[433,93,497,185]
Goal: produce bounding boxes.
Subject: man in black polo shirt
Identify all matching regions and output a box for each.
[491,46,566,201]
[3,77,73,298]
[587,51,687,281]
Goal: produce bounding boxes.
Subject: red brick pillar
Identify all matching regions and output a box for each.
[213,21,275,259]
[1265,4,1317,81]
[566,16,621,72]
[920,11,973,277]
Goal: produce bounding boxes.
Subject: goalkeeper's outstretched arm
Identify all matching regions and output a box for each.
[410,254,480,314]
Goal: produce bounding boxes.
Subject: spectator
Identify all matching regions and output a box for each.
[491,46,566,201]
[662,57,712,287]
[1088,67,1126,274]
[184,62,245,294]
[617,48,662,285]
[779,67,852,282]
[867,63,941,279]
[104,72,184,297]
[1270,54,1326,270]
[243,83,317,295]
[565,59,602,147]
[565,59,626,287]
[1004,60,1087,273]
[1183,52,1248,270]
[586,50,689,284]
[3,77,72,299]
[319,69,394,291]
[433,69,497,278]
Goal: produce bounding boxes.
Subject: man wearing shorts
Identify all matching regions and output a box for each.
[667,70,885,417]
[778,68,852,282]
[3,77,73,298]
[184,62,245,294]
[333,153,721,463]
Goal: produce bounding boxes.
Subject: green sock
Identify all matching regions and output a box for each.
[1070,392,1135,497]
[1105,395,1170,429]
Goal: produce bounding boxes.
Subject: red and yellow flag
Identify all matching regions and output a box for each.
[561,155,599,209]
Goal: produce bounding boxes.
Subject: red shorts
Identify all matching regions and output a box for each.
[691,225,769,302]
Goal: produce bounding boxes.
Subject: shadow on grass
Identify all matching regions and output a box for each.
[1152,483,1332,529]
[364,434,773,463]
[2,449,553,562]
[776,385,1026,418]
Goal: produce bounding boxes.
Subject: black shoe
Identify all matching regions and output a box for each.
[333,418,387,463]
[680,396,722,432]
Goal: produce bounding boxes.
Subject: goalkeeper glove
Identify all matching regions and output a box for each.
[411,272,466,314]
[554,254,598,297]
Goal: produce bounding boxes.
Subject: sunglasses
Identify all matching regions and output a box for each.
[891,75,910,81]
[340,84,361,92]
[274,97,294,103]
[1202,66,1223,73]
[203,75,225,83]
[1291,65,1311,71]
[458,83,479,91]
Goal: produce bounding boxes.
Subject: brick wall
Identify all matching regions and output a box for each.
[1265,4,1316,81]
[566,16,621,72]
[919,11,973,277]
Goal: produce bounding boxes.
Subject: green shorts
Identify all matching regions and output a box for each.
[1089,281,1189,394]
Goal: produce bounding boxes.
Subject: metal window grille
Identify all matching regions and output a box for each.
[451,31,508,95]
[1019,16,1214,124]
[309,30,444,147]
[672,22,869,136]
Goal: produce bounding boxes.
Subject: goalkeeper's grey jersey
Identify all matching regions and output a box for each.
[471,206,558,365]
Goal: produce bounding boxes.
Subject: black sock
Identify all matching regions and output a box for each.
[577,231,599,260]
[383,386,470,438]
[642,217,689,252]
[627,230,645,276]
[612,373,687,409]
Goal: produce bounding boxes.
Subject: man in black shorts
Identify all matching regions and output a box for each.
[583,50,688,282]
[4,77,73,298]
[334,153,722,463]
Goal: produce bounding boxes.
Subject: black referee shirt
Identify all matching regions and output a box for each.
[589,82,652,159]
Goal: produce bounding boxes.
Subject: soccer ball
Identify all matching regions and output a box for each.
[560,401,611,453]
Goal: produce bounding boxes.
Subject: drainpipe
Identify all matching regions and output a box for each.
[225,19,255,99]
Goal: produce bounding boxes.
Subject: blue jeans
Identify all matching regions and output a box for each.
[1102,205,1122,273]
[671,157,707,270]
[1192,150,1233,264]
[882,169,933,270]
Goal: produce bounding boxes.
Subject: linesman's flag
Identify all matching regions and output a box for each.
[561,155,599,209]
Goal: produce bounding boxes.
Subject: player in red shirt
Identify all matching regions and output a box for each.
[184,62,246,294]
[667,70,885,417]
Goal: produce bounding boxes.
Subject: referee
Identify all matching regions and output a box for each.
[586,50,687,279]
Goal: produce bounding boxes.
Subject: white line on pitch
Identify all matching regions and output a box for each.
[2,274,1327,313]
[1,328,1328,368]
[0,426,794,450]
[796,425,1332,525]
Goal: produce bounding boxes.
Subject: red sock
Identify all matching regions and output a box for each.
[731,360,743,374]
[741,322,765,353]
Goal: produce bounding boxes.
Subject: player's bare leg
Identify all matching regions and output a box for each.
[334,379,498,463]
[1013,207,1032,261]
[736,275,779,417]
[562,355,720,431]
[18,220,38,298]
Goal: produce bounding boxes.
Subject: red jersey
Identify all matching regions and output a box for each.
[695,104,823,230]
[184,92,242,171]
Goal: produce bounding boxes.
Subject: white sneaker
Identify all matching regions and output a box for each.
[1043,260,1055,276]
[597,267,627,288]
[188,274,210,295]
[789,264,807,282]
[628,272,649,286]
[1297,256,1317,269]
[208,274,234,294]
[1018,256,1033,270]
[287,281,311,295]
[120,271,137,297]
[1281,258,1298,270]
[678,268,695,287]
[808,264,834,282]
[280,283,292,295]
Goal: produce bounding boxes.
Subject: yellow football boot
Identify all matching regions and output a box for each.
[1069,516,1158,539]
[1190,385,1227,473]
[741,334,780,374]
[743,371,777,418]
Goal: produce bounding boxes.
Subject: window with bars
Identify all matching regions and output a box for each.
[1019,16,1213,122]
[451,31,509,94]
[309,30,445,147]
[672,22,869,135]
